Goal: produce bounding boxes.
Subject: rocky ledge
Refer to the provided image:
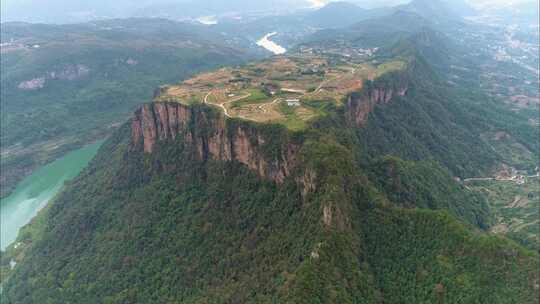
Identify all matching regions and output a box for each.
[346,77,409,127]
[131,102,300,183]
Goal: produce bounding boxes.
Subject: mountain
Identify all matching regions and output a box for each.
[196,2,387,55]
[216,1,388,42]
[350,10,432,34]
[327,0,477,33]
[352,0,409,8]
[308,12,540,250]
[2,21,538,303]
[305,10,433,48]
[0,19,256,198]
[303,2,386,28]
[397,0,477,21]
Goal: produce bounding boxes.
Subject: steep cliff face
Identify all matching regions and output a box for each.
[131,73,409,183]
[131,102,300,183]
[346,77,408,127]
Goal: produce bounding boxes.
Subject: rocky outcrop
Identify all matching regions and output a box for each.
[346,76,408,127]
[296,168,317,199]
[131,102,300,183]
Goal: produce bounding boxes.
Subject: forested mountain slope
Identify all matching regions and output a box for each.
[2,30,538,303]
[0,19,254,198]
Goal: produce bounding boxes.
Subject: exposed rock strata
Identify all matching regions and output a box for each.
[131,102,299,183]
[132,74,407,184]
[346,79,408,126]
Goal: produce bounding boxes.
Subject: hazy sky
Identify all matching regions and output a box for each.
[469,0,535,6]
[288,0,536,9]
[0,0,534,7]
[1,0,536,23]
[1,0,534,12]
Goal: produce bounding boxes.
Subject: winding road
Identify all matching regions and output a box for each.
[258,98,281,113]
[203,91,251,118]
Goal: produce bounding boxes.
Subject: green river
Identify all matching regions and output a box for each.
[1,142,103,250]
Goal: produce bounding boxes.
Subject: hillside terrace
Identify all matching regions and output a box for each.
[155,52,406,130]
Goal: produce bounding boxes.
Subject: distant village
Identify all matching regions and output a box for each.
[299,44,379,59]
[0,39,42,53]
[463,166,540,185]
[496,166,540,185]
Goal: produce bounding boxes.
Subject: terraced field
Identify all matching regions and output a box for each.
[468,177,540,251]
[155,53,406,130]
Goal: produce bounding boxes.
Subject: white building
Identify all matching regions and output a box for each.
[286,99,300,106]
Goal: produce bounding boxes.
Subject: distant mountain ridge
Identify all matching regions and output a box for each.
[1,0,321,23]
[303,2,386,28]
[401,0,473,20]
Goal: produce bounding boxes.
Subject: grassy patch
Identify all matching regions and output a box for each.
[231,88,270,108]
[375,60,407,77]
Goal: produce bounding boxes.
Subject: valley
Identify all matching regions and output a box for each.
[0,19,255,198]
[416,14,540,251]
[0,141,103,250]
[450,18,539,122]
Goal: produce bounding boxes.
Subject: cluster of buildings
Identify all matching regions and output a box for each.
[496,167,539,185]
[299,45,379,59]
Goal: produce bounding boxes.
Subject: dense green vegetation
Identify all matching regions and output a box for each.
[367,156,491,228]
[2,95,538,303]
[355,35,539,178]
[0,19,254,197]
[360,207,537,304]
[356,72,498,177]
[3,115,538,303]
[2,13,538,303]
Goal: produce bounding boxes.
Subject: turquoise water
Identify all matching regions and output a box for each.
[1,142,103,250]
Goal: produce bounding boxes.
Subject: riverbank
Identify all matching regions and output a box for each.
[0,141,103,250]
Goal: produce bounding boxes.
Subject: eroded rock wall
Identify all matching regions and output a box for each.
[131,102,299,183]
[346,75,409,127]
